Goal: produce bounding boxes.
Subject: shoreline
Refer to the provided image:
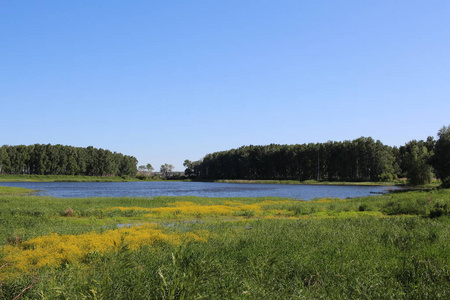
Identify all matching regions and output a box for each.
[0,186,37,195]
[0,174,440,189]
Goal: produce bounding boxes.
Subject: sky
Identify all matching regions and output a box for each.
[1,1,449,171]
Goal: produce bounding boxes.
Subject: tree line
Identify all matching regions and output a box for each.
[2,126,449,186]
[0,144,138,177]
[184,126,450,187]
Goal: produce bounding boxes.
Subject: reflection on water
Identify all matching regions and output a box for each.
[0,181,401,200]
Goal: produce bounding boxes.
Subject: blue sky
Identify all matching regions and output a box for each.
[1,1,449,171]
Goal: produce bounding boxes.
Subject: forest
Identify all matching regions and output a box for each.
[184,126,450,187]
[0,144,137,177]
[1,126,449,186]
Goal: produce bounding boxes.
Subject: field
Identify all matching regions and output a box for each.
[0,187,449,299]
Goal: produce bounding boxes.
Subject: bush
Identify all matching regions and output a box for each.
[378,173,394,182]
[429,202,449,218]
[381,199,428,216]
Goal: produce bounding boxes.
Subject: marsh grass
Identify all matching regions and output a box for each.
[0,190,449,299]
[0,186,35,195]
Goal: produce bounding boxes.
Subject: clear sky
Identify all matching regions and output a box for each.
[1,1,449,171]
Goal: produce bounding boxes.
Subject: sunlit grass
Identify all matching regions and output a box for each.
[1,224,207,281]
[0,186,35,195]
[0,190,449,299]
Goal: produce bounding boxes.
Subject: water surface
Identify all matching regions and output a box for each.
[0,181,401,200]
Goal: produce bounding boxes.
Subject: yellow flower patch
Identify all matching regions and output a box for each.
[168,201,198,207]
[106,200,303,219]
[1,224,206,280]
[222,200,244,206]
[314,198,347,203]
[148,204,242,216]
[145,201,270,218]
[106,206,153,212]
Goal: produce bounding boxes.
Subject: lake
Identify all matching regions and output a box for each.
[0,181,401,200]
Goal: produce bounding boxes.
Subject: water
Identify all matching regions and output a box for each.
[0,181,401,200]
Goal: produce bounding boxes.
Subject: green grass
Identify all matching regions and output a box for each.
[0,186,35,195]
[1,190,449,299]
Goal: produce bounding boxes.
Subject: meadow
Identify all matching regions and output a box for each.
[0,187,449,299]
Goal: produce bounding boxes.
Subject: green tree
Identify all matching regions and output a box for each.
[402,140,433,186]
[431,125,450,187]
[146,163,154,174]
[139,164,153,175]
[184,160,201,178]
[0,146,10,174]
[183,160,192,176]
[119,155,138,176]
[160,163,174,178]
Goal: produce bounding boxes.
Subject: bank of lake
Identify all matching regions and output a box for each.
[0,174,429,186]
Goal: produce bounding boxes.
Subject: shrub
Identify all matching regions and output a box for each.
[358,204,367,211]
[378,173,394,182]
[429,202,449,218]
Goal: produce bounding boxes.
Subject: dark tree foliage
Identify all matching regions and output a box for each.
[399,139,434,186]
[189,137,397,182]
[431,125,450,187]
[183,159,201,178]
[0,144,137,177]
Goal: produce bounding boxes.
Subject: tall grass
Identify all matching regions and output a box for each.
[0,190,449,299]
[2,217,448,299]
[0,186,35,195]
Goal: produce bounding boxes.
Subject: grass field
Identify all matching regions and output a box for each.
[0,188,449,299]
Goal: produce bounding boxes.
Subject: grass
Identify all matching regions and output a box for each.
[0,189,449,299]
[0,186,35,195]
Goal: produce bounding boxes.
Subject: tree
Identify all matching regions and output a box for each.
[431,125,450,187]
[139,164,153,175]
[146,163,154,174]
[183,159,193,177]
[0,144,138,177]
[160,163,174,178]
[0,146,10,174]
[402,140,433,186]
[66,147,79,175]
[191,137,400,181]
[119,155,138,176]
[184,159,201,178]
[138,165,146,173]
